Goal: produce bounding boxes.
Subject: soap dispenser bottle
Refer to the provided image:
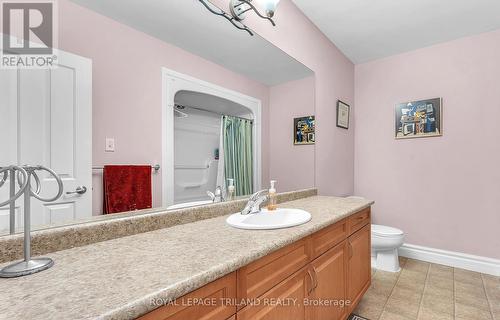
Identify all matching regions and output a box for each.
[267,180,277,211]
[227,179,235,201]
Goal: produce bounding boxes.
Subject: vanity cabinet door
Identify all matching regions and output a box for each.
[306,241,348,320]
[347,224,371,312]
[237,267,310,320]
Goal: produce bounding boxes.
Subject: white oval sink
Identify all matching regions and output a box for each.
[226,208,311,230]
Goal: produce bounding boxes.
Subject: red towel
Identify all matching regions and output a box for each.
[103,165,152,214]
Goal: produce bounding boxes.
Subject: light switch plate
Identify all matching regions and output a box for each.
[105,138,115,152]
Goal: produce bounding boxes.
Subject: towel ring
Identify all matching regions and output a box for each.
[0,170,7,189]
[17,168,41,195]
[0,166,29,207]
[23,166,64,202]
[33,166,63,202]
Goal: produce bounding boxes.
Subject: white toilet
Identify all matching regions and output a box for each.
[371,224,405,272]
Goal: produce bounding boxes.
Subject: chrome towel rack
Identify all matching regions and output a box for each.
[92,164,161,172]
[0,165,63,278]
[0,166,29,234]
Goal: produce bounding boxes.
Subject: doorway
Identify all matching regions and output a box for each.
[161,69,262,207]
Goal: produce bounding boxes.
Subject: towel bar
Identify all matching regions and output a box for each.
[92,164,160,172]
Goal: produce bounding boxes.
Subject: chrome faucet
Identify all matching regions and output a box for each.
[241,190,269,215]
[207,186,225,203]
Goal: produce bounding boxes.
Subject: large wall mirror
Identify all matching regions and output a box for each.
[0,0,315,235]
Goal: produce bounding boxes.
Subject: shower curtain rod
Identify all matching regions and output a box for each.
[175,104,254,122]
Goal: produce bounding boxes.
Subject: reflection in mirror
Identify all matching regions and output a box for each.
[172,91,255,210]
[0,0,314,235]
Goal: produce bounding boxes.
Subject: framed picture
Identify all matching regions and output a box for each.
[294,116,315,145]
[336,100,350,129]
[395,98,442,139]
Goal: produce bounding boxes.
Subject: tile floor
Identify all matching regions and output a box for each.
[354,257,500,320]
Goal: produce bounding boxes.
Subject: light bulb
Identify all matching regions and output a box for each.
[254,0,281,17]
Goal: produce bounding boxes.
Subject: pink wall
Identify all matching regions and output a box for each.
[269,76,315,191]
[354,30,500,259]
[57,0,270,214]
[211,0,356,196]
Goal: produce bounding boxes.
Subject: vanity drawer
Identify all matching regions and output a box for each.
[139,272,236,320]
[237,239,310,304]
[347,208,370,235]
[237,266,309,320]
[310,219,347,259]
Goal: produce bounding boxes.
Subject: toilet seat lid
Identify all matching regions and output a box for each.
[372,224,404,237]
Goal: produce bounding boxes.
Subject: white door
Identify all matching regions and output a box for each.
[0,50,92,233]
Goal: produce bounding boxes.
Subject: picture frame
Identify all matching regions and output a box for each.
[395,98,442,139]
[294,116,315,145]
[336,100,350,129]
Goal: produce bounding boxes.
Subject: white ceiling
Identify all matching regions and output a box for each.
[69,0,313,85]
[292,0,500,64]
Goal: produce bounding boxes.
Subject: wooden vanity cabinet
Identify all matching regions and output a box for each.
[306,242,348,320]
[347,224,371,313]
[138,207,371,320]
[238,209,370,320]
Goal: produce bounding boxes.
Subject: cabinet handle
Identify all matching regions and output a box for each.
[307,269,315,295]
[349,242,353,259]
[312,267,319,290]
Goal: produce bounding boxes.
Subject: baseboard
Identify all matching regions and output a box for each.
[399,243,500,276]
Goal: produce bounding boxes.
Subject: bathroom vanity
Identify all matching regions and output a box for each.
[0,194,373,320]
[139,207,371,320]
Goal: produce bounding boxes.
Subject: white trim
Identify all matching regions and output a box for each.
[399,243,500,276]
[161,68,262,207]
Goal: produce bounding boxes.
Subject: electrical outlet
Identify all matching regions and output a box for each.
[105,138,115,152]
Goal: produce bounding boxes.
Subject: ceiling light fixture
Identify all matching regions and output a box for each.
[230,0,281,26]
[199,0,254,35]
[198,0,279,36]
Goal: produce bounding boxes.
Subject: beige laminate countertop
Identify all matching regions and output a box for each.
[0,196,373,320]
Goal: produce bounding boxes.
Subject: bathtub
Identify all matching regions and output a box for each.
[167,200,214,210]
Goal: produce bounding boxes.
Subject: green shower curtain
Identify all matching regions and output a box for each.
[222,116,253,196]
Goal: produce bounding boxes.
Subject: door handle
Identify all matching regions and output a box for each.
[66,186,87,195]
